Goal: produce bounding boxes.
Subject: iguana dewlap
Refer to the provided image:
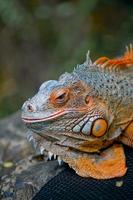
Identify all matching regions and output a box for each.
[22,45,133,179]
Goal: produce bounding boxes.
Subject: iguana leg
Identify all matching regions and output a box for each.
[64,144,127,179]
[120,121,133,147]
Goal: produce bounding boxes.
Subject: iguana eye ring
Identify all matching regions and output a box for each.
[91,118,108,137]
[50,88,70,106]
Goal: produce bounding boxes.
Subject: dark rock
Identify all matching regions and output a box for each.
[0,158,64,200]
[0,112,64,200]
[0,111,33,177]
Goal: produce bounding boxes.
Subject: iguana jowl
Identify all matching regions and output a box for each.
[22,45,133,179]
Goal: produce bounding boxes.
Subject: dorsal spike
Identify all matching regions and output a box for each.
[124,43,133,60]
[73,50,93,74]
[86,50,92,65]
[93,44,133,72]
[94,57,109,66]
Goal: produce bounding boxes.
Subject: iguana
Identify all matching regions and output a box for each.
[21,44,133,179]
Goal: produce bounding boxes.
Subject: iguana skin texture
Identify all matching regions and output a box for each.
[22,45,133,179]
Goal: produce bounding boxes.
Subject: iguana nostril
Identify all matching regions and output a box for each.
[27,104,36,112]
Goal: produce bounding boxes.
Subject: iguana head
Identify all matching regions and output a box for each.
[22,66,111,152]
[21,46,133,179]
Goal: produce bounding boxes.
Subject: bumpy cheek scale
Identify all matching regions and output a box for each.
[72,116,107,137]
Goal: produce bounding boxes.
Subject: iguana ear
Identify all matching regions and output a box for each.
[64,144,127,179]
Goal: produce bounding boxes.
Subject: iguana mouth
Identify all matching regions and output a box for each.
[22,110,64,123]
[22,108,88,123]
[24,113,107,143]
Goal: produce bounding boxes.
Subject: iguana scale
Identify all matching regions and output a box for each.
[22,44,133,179]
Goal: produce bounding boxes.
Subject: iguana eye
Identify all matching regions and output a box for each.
[50,88,69,106]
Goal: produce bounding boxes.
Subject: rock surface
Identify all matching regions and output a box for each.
[0,112,64,200]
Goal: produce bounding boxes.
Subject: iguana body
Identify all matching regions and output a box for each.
[22,45,133,179]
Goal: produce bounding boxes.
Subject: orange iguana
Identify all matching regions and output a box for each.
[21,44,133,179]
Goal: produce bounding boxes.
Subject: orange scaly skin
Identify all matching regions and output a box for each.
[22,45,133,179]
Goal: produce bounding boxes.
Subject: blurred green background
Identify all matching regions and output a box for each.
[0,0,132,118]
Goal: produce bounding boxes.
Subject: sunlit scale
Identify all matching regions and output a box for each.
[92,119,108,137]
[73,116,99,135]
[82,121,91,134]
